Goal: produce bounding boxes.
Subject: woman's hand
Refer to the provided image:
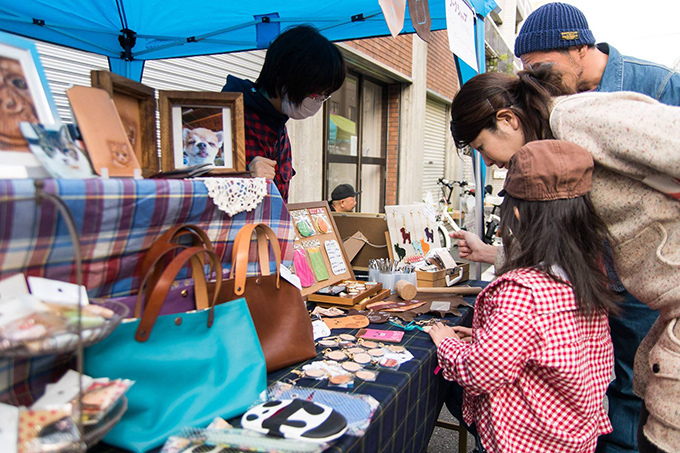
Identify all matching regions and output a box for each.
[451,230,498,264]
[426,322,460,347]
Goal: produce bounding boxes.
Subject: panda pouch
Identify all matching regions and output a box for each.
[241,399,347,443]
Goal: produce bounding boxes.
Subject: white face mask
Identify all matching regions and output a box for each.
[281,93,325,120]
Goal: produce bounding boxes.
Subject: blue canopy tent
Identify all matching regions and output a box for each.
[0,0,495,274]
[0,0,495,81]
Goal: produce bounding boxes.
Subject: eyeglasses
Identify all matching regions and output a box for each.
[310,93,331,102]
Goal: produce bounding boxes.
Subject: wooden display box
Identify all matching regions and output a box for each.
[287,201,356,300]
[309,280,384,307]
[416,262,470,287]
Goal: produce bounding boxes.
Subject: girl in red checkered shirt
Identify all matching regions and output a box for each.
[428,137,617,452]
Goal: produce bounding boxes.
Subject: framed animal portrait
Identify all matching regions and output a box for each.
[158,91,246,175]
[0,31,62,179]
[90,70,158,177]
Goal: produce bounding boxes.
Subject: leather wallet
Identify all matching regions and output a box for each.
[66,86,141,177]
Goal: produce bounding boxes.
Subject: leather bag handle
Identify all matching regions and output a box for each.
[140,224,214,309]
[141,224,214,277]
[134,246,222,342]
[231,223,282,296]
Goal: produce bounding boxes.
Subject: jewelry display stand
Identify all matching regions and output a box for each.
[0,180,128,451]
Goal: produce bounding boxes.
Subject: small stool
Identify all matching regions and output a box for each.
[435,419,468,453]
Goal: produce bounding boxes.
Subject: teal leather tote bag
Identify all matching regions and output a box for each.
[84,246,266,452]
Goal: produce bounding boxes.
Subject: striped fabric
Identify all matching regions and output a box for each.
[0,178,295,299]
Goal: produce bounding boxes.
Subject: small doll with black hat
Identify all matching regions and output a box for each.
[427,140,616,453]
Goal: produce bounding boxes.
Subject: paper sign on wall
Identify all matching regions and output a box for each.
[446,0,478,71]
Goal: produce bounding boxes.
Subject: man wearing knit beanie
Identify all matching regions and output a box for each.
[515,2,680,103]
[513,3,680,453]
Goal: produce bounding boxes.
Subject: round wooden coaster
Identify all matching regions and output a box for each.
[353,353,372,364]
[342,361,362,372]
[339,334,355,341]
[361,340,378,349]
[388,345,405,353]
[329,374,351,385]
[355,370,377,381]
[326,350,347,361]
[304,368,326,378]
[368,348,385,357]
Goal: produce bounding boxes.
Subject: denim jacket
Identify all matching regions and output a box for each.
[597,43,680,106]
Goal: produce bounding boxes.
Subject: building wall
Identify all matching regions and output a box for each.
[426,30,459,100]
[344,35,413,78]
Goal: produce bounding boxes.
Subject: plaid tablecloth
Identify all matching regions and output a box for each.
[0,178,295,299]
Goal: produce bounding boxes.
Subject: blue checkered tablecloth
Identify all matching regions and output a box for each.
[0,178,295,299]
[265,292,479,453]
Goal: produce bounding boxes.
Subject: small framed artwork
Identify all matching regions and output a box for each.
[90,70,158,177]
[158,91,246,175]
[0,31,62,179]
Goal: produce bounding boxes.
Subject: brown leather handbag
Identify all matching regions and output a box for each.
[220,223,316,372]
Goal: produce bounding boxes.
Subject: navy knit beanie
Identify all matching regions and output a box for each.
[514,2,595,57]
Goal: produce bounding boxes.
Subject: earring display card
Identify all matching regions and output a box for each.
[288,202,381,304]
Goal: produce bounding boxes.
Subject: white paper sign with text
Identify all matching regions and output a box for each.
[446,0,478,71]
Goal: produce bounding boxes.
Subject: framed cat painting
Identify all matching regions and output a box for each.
[0,31,62,179]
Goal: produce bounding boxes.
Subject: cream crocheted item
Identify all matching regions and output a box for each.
[200,177,268,216]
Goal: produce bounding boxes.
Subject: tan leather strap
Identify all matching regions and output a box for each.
[135,246,222,342]
[231,223,282,296]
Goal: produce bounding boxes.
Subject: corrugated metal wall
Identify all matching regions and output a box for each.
[422,98,447,201]
[33,41,265,124]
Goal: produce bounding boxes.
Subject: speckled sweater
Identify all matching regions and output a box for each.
[550,91,680,452]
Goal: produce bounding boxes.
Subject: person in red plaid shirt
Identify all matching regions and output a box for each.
[222,25,346,201]
[428,140,616,453]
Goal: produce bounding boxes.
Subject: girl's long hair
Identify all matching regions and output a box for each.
[497,194,619,315]
[450,64,571,149]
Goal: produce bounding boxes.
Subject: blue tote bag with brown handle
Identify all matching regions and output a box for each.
[85,246,266,452]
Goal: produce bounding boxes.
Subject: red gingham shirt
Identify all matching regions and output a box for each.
[438,268,613,453]
[243,110,294,201]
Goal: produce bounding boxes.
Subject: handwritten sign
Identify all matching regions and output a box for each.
[446,0,478,71]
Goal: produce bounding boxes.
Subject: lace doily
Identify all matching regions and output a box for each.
[200,177,268,216]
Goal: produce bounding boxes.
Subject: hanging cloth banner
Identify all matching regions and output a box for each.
[380,0,407,38]
[446,0,478,71]
[409,0,432,42]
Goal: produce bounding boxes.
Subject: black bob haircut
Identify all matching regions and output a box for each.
[255,25,347,106]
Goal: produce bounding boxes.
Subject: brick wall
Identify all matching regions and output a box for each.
[385,84,401,205]
[345,34,413,77]
[426,30,459,100]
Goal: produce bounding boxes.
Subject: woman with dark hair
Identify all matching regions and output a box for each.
[429,139,615,452]
[447,66,680,453]
[222,25,346,200]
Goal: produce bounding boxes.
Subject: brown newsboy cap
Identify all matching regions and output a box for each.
[501,140,594,201]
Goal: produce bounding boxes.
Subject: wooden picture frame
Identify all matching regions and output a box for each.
[0,31,62,179]
[90,70,158,177]
[158,91,246,175]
